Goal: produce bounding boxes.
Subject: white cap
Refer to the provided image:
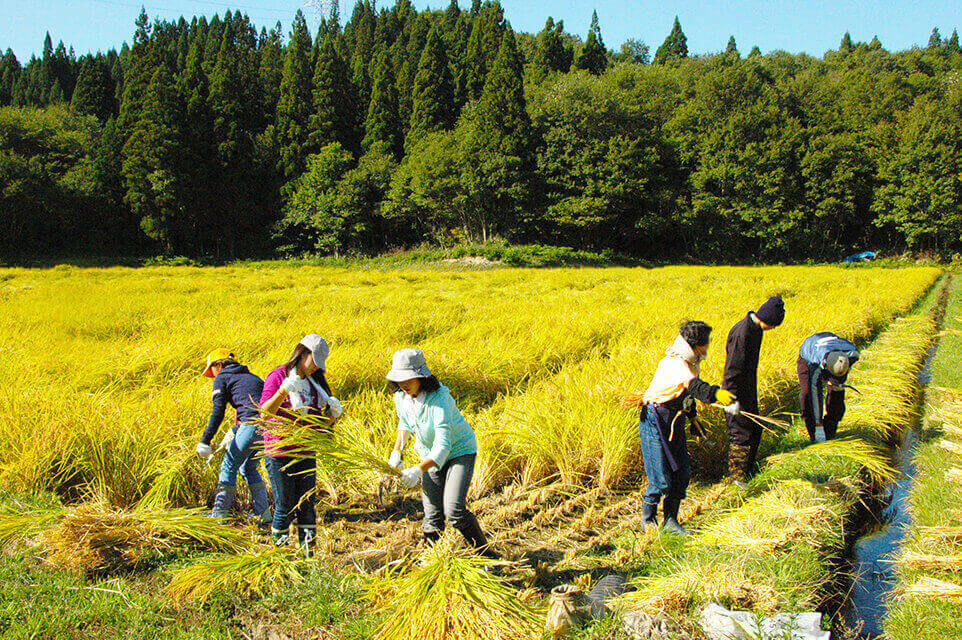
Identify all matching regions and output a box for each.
[825,351,850,377]
[386,348,432,382]
[298,334,329,371]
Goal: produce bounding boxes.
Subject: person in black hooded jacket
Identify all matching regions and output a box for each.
[196,349,268,521]
[722,296,785,487]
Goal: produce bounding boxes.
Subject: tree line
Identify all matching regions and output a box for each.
[1,2,961,261]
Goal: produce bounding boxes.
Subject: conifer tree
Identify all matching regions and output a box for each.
[406,25,456,149]
[463,1,505,101]
[748,45,761,58]
[0,49,20,106]
[840,32,853,52]
[726,36,739,57]
[307,34,357,154]
[575,10,607,75]
[949,29,961,52]
[654,16,688,64]
[928,27,942,49]
[275,10,314,189]
[258,22,284,122]
[363,51,403,157]
[71,56,114,119]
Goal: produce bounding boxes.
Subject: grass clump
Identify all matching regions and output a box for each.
[367,545,541,640]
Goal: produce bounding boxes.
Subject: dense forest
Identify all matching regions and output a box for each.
[1,2,961,261]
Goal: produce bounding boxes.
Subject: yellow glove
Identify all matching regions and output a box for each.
[716,389,736,405]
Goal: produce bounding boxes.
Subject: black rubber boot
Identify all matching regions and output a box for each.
[662,496,688,536]
[458,515,500,559]
[641,496,659,532]
[423,529,442,545]
[728,444,751,489]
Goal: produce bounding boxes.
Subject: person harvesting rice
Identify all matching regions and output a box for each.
[384,348,496,558]
[259,334,343,557]
[196,349,269,522]
[798,332,860,443]
[637,321,740,536]
[722,296,785,488]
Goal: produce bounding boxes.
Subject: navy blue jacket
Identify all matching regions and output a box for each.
[201,362,264,445]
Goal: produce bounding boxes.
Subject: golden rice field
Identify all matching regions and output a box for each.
[0,264,941,510]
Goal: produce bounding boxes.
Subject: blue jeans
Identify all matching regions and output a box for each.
[266,456,316,532]
[217,422,265,488]
[639,405,690,501]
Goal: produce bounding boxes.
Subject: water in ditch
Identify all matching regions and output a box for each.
[842,345,935,638]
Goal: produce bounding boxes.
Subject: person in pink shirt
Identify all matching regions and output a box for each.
[260,334,342,557]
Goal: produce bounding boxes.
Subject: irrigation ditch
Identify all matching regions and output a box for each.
[833,276,951,639]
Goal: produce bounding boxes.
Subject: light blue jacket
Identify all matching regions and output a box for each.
[394,385,477,467]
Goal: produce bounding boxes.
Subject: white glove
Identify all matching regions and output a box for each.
[326,396,343,418]
[280,370,304,394]
[814,426,826,443]
[196,442,212,458]
[724,401,741,417]
[388,450,403,470]
[399,466,423,488]
[219,428,235,450]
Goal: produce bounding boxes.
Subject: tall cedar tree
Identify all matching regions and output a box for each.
[275,10,313,190]
[576,11,607,75]
[364,51,403,157]
[121,64,186,251]
[463,1,505,102]
[468,28,532,238]
[308,34,357,154]
[70,56,114,119]
[532,18,571,80]
[654,16,688,64]
[258,23,285,124]
[406,25,456,150]
[0,49,21,106]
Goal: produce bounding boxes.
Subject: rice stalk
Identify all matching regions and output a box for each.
[368,545,541,640]
[899,577,962,602]
[899,550,962,572]
[0,502,66,549]
[165,545,307,606]
[756,438,898,487]
[36,501,250,574]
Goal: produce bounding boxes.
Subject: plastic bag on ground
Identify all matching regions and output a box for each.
[699,602,829,640]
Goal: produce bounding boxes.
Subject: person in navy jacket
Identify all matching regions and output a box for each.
[196,349,268,521]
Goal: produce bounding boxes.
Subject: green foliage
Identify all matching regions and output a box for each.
[575,11,608,76]
[654,16,688,65]
[406,25,456,149]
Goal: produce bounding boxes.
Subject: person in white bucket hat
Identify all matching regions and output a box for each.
[259,334,343,558]
[385,348,497,558]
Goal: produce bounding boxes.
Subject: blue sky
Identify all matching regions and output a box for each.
[1,0,959,61]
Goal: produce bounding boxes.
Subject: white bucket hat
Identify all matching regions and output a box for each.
[298,334,329,371]
[386,348,432,382]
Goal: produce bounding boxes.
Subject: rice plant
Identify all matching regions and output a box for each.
[165,545,308,606]
[367,545,542,640]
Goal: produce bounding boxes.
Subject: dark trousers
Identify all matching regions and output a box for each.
[797,356,845,441]
[421,454,479,535]
[266,456,316,532]
[639,405,690,501]
[727,412,762,474]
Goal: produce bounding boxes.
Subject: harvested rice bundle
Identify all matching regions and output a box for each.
[753,438,897,488]
[917,526,962,543]
[694,480,844,552]
[36,502,250,574]
[899,551,962,573]
[369,545,541,640]
[900,577,962,602]
[615,563,781,616]
[165,545,307,606]
[0,502,65,549]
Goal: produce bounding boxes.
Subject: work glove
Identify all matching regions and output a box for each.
[724,400,742,417]
[715,389,736,406]
[219,428,235,451]
[814,426,827,443]
[326,396,343,419]
[196,442,212,458]
[388,450,403,470]
[280,370,304,394]
[399,466,423,489]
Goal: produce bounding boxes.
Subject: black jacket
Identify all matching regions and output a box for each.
[201,363,264,445]
[723,312,763,413]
